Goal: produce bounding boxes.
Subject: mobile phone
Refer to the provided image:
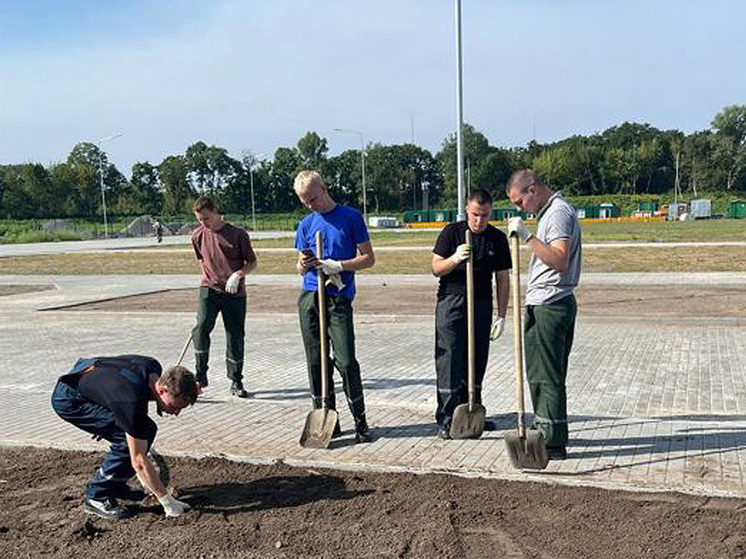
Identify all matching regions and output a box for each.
[301,248,315,257]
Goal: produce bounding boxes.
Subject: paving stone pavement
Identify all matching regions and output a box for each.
[2,273,746,498]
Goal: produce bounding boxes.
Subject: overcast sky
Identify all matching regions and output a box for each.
[1,0,744,175]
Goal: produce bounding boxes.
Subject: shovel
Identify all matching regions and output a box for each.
[299,231,339,449]
[504,232,549,469]
[450,229,486,439]
[175,331,193,367]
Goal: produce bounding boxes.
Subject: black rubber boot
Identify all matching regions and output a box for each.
[354,415,371,443]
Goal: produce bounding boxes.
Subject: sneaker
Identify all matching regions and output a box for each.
[437,426,451,440]
[196,372,208,388]
[547,445,567,461]
[230,381,248,398]
[354,416,372,443]
[84,497,132,520]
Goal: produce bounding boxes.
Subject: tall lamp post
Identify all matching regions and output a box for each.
[334,128,367,225]
[243,152,265,232]
[97,133,122,238]
[454,0,465,221]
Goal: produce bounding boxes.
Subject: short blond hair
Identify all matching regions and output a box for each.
[294,170,325,194]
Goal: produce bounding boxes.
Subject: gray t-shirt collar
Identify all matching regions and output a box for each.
[537,191,563,220]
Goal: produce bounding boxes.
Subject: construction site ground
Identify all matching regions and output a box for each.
[2,261,746,558]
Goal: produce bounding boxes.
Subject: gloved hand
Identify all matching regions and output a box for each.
[490,316,505,341]
[318,259,344,275]
[449,243,471,264]
[158,493,191,518]
[325,273,346,290]
[225,271,243,294]
[507,217,532,242]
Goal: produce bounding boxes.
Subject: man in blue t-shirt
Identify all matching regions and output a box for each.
[51,355,199,520]
[294,170,375,443]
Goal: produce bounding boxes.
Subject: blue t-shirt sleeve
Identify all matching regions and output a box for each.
[295,220,309,251]
[352,210,370,245]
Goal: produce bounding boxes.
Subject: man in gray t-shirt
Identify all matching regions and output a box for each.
[506,169,582,460]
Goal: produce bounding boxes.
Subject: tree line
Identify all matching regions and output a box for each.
[1,105,744,220]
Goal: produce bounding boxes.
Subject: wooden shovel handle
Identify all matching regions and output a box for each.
[175,331,193,367]
[316,231,330,406]
[510,233,526,437]
[466,229,475,410]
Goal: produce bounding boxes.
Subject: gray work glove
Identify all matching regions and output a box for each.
[507,217,533,242]
[449,243,471,264]
[225,271,243,294]
[158,493,191,517]
[490,316,505,341]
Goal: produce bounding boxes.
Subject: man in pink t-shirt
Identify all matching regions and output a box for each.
[191,196,257,397]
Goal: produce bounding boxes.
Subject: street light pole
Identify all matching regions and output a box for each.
[454,0,466,221]
[334,128,367,225]
[96,133,122,238]
[243,152,265,232]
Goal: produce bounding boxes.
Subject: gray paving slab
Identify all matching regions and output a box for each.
[1,274,746,498]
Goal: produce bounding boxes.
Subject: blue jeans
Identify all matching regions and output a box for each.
[51,381,153,500]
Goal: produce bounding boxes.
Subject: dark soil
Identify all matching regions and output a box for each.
[2,446,746,559]
[62,284,746,319]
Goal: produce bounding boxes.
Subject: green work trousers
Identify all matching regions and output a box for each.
[192,287,247,383]
[524,294,577,447]
[297,290,366,420]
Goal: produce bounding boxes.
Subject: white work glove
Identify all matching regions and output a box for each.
[449,243,471,264]
[325,273,346,290]
[318,259,344,275]
[225,271,243,294]
[158,493,191,518]
[490,316,505,341]
[507,217,532,242]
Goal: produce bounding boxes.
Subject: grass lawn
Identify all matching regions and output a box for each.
[124,219,746,250]
[2,244,746,275]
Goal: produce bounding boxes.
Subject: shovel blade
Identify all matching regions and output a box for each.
[504,430,549,470]
[450,403,486,439]
[299,408,339,449]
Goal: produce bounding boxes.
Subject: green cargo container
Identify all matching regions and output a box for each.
[637,201,658,213]
[730,200,746,219]
[403,210,428,223]
[492,208,523,220]
[576,203,619,219]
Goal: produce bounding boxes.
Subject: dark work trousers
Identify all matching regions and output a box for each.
[524,294,577,447]
[434,292,493,429]
[51,381,154,500]
[193,287,247,383]
[297,290,366,420]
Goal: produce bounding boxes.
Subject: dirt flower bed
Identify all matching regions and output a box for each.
[2,447,746,559]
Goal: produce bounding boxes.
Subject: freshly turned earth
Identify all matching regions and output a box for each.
[2,447,746,559]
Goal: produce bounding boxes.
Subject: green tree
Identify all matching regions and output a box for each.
[66,142,126,216]
[114,162,163,215]
[269,147,301,212]
[296,132,329,169]
[185,141,240,197]
[0,165,33,219]
[159,156,192,215]
[711,105,746,190]
[436,124,494,206]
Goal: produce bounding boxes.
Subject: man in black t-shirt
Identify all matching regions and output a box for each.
[432,189,511,439]
[51,355,200,520]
